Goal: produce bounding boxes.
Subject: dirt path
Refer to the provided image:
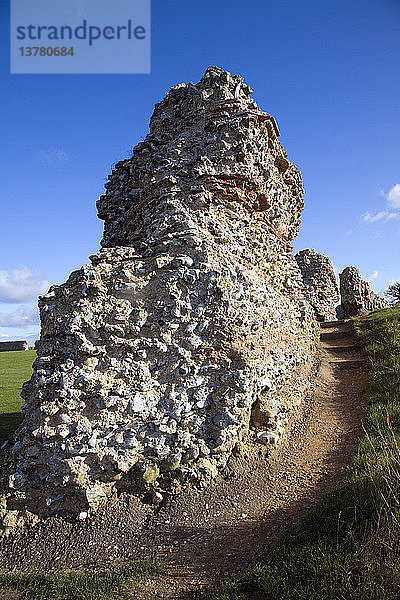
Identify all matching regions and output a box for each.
[129,319,367,599]
[0,320,367,600]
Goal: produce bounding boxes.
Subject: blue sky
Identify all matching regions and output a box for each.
[1,0,399,343]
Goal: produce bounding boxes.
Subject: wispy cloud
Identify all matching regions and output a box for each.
[362,211,399,223]
[0,304,39,328]
[367,270,378,283]
[388,184,400,209]
[0,267,50,303]
[362,184,400,224]
[38,149,69,166]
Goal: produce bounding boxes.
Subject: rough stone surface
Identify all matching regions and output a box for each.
[339,266,388,317]
[295,249,340,321]
[2,67,318,516]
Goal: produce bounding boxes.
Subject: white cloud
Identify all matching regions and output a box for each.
[387,184,400,209]
[0,304,39,328]
[38,149,69,166]
[367,270,378,283]
[0,267,50,303]
[346,230,353,236]
[361,185,400,224]
[0,333,11,340]
[362,211,399,223]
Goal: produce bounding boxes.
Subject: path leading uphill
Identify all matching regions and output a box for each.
[0,321,367,600]
[130,319,367,599]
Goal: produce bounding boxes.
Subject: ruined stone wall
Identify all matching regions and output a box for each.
[0,341,28,352]
[295,249,339,321]
[339,266,388,317]
[4,67,317,515]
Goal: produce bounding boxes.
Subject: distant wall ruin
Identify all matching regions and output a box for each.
[339,266,388,317]
[295,249,339,321]
[0,341,28,352]
[3,67,318,516]
[294,251,388,321]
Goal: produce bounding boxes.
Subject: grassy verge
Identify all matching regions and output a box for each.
[0,559,164,600]
[213,304,400,600]
[0,349,35,444]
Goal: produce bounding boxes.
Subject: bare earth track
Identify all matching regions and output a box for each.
[130,319,367,599]
[0,320,367,600]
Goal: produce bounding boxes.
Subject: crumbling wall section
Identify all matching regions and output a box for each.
[4,67,317,515]
[295,249,339,321]
[339,266,388,316]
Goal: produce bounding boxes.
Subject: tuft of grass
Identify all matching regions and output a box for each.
[0,349,35,444]
[212,304,400,600]
[0,559,165,600]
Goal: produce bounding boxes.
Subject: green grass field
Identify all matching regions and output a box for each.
[0,349,36,445]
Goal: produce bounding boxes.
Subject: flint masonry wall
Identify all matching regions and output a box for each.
[295,249,339,321]
[339,266,388,317]
[5,67,317,514]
